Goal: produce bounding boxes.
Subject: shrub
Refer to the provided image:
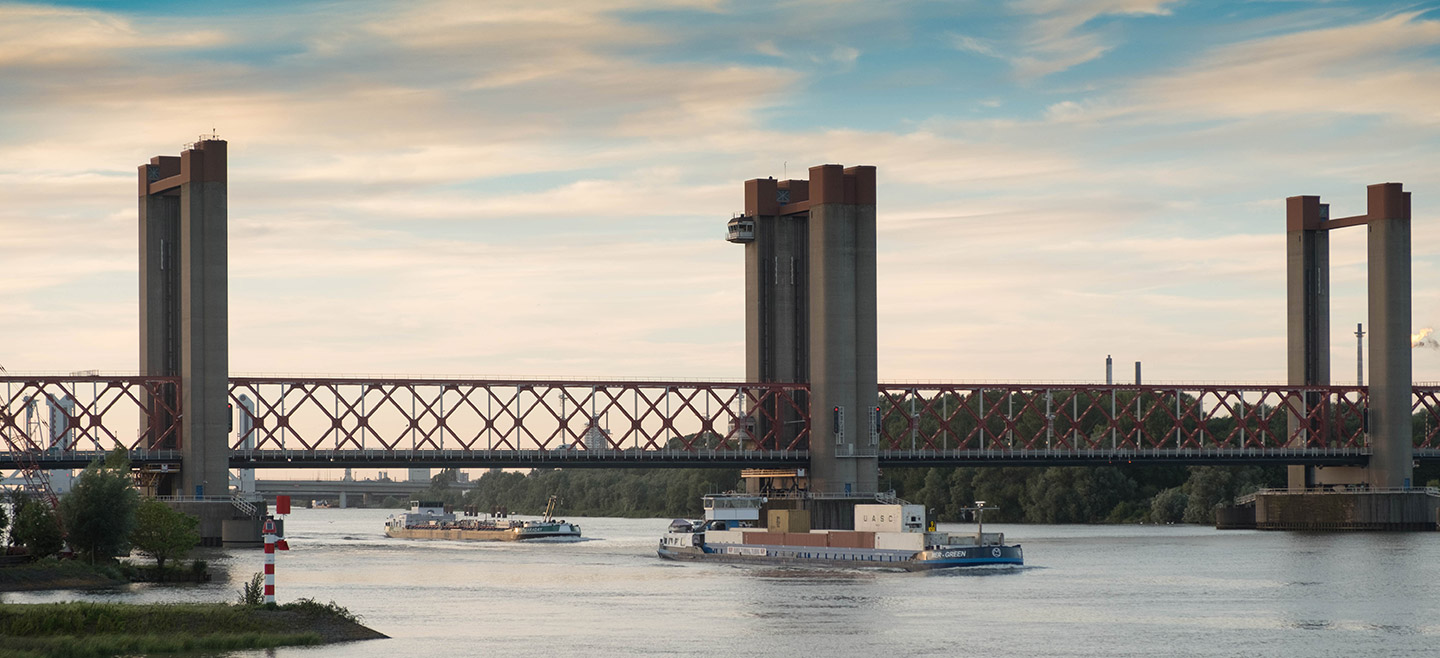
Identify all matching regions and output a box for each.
[238,572,265,606]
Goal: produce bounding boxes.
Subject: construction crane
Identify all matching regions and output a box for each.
[0,367,65,524]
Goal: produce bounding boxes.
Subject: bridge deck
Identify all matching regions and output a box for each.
[6,447,1436,470]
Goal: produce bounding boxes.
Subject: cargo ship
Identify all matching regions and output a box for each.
[658,494,1021,570]
[386,496,581,541]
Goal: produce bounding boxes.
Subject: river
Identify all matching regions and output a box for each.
[4,508,1438,657]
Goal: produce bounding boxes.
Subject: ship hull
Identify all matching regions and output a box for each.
[386,525,580,541]
[657,542,1021,570]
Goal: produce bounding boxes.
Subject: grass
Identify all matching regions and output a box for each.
[0,559,128,591]
[1,631,323,658]
[0,600,381,658]
[0,557,212,592]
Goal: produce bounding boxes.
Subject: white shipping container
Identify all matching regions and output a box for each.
[874,531,926,551]
[703,529,750,544]
[855,504,927,533]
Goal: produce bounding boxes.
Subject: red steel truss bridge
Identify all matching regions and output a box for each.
[5,375,1440,471]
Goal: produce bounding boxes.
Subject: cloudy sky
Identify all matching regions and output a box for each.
[2,0,1439,385]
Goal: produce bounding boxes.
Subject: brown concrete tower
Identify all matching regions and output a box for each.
[1285,195,1330,488]
[731,165,878,507]
[139,139,229,497]
[1284,183,1414,490]
[1366,183,1414,489]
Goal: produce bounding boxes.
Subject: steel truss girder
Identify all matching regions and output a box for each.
[876,384,1383,453]
[9,378,1440,467]
[228,377,809,455]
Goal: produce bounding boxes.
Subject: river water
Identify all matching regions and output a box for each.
[4,508,1439,657]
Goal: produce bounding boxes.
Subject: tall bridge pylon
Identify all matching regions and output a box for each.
[1287,182,1413,489]
[139,138,229,496]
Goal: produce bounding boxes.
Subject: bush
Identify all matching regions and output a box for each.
[238,572,265,606]
[283,598,360,624]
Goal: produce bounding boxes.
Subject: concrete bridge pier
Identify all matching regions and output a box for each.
[1264,182,1438,530]
[733,164,879,523]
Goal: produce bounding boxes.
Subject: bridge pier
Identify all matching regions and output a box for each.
[734,165,878,505]
[139,139,230,497]
[1270,182,1427,530]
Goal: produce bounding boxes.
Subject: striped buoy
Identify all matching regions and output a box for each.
[263,517,277,604]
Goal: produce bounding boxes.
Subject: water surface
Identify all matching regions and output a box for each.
[5,508,1437,657]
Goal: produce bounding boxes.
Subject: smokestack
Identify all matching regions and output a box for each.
[1135,361,1142,386]
[1106,355,1113,385]
[1356,323,1364,386]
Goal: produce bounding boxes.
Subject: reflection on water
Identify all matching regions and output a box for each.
[5,509,1440,657]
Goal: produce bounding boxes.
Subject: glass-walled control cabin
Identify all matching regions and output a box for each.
[726,215,755,243]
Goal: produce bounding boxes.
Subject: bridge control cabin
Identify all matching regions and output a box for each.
[726,215,755,243]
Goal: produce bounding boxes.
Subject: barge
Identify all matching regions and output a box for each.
[386,496,581,541]
[658,494,1021,570]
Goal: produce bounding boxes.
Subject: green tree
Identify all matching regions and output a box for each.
[0,498,8,548]
[12,500,63,559]
[131,498,200,578]
[61,450,139,563]
[1149,487,1188,523]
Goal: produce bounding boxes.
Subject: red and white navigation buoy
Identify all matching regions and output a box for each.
[262,516,290,604]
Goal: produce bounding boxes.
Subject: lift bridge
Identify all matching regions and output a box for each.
[5,375,1440,475]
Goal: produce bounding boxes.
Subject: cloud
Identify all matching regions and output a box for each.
[3,0,1439,389]
[1056,11,1440,125]
[950,34,1004,59]
[0,5,224,67]
[1008,0,1177,78]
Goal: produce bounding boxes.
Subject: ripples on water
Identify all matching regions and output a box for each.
[4,509,1438,657]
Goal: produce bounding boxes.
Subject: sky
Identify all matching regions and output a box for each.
[3,0,1440,386]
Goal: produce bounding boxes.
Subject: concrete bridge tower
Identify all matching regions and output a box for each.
[1286,183,1413,490]
[731,164,878,505]
[139,139,229,497]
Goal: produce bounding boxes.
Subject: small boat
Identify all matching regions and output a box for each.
[658,494,1021,570]
[386,495,581,541]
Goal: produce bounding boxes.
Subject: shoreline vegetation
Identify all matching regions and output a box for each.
[396,463,1440,524]
[0,600,387,658]
[0,558,212,593]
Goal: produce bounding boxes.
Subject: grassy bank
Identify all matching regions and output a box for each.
[0,560,127,592]
[0,558,213,592]
[0,600,387,658]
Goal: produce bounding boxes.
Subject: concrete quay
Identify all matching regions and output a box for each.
[1218,488,1440,531]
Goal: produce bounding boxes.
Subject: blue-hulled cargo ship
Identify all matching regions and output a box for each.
[658,494,1021,570]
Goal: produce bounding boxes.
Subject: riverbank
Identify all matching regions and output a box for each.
[0,560,126,591]
[0,558,212,592]
[0,600,387,657]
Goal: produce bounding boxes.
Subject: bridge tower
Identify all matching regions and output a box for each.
[139,139,229,497]
[1286,183,1413,489]
[731,165,878,507]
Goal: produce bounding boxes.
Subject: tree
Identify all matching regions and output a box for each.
[1149,487,1188,523]
[131,498,200,578]
[0,499,8,548]
[61,450,139,563]
[4,490,30,549]
[12,501,63,559]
